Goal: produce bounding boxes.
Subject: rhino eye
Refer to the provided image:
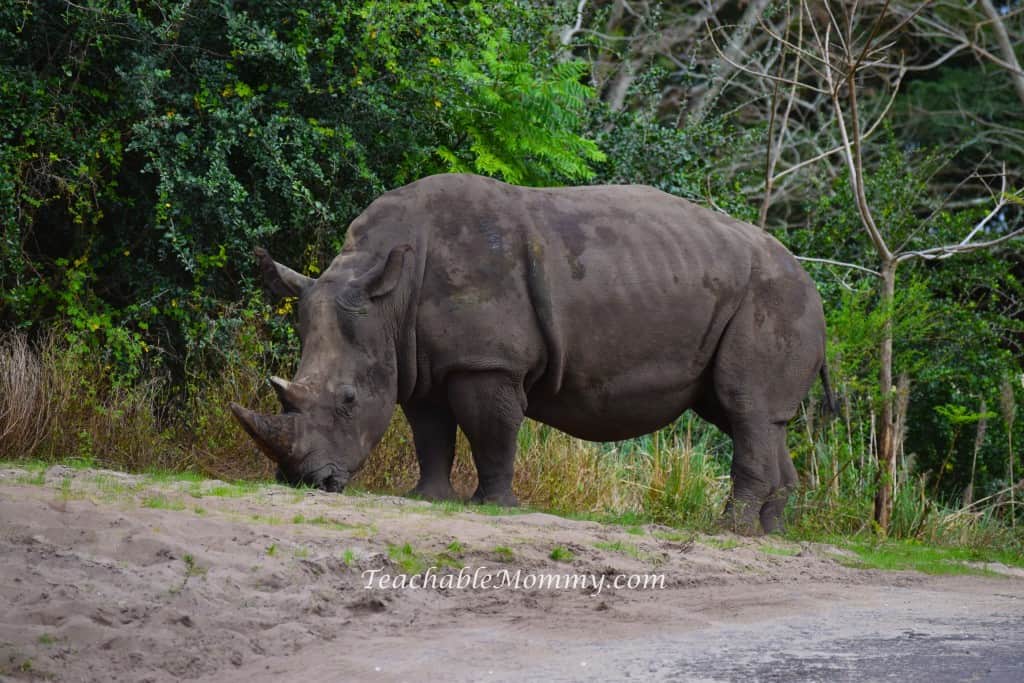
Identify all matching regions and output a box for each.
[336,293,368,315]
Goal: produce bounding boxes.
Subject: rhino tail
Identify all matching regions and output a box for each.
[819,360,838,416]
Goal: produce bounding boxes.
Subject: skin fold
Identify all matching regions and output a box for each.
[231,173,834,535]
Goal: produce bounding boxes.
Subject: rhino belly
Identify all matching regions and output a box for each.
[525,369,708,442]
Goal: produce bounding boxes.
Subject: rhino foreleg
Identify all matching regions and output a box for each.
[404,401,459,501]
[447,372,523,507]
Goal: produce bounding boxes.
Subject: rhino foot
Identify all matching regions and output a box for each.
[470,487,519,508]
[719,498,764,537]
[407,480,459,502]
[758,493,790,535]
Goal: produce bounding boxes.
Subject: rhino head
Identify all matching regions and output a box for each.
[231,245,409,492]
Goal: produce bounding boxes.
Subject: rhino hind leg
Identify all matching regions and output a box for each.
[759,439,799,534]
[447,371,523,507]
[710,286,823,535]
[404,401,459,501]
[719,420,784,535]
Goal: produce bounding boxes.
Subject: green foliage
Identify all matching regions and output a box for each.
[1,0,602,383]
[781,130,1024,505]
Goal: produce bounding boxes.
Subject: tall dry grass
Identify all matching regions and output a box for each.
[0,332,172,468]
[0,331,277,478]
[0,333,50,458]
[2,331,1021,552]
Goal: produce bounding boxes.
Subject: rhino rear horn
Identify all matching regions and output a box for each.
[269,376,310,411]
[254,247,313,299]
[230,403,296,463]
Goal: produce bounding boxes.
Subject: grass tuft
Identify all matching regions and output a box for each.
[387,542,427,574]
[549,546,574,562]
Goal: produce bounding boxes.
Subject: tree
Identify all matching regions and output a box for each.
[715,0,1023,531]
[0,0,604,380]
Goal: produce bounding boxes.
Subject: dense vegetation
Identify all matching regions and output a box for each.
[1,1,1022,549]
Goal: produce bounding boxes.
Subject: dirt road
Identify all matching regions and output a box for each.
[1,466,1021,682]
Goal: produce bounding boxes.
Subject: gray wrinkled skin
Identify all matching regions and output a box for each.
[231,174,834,534]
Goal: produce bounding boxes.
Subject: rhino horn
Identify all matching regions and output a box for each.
[269,375,308,410]
[230,403,295,463]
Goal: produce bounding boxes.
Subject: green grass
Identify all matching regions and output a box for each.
[492,545,515,561]
[183,553,205,578]
[761,544,800,557]
[388,542,427,574]
[433,540,466,569]
[831,538,1024,575]
[562,509,650,527]
[64,456,98,470]
[37,634,55,646]
[142,495,185,511]
[16,470,46,486]
[10,459,47,486]
[285,513,372,534]
[342,548,356,566]
[204,481,265,498]
[594,540,641,558]
[705,537,741,550]
[266,543,277,557]
[91,474,134,499]
[549,546,574,562]
[595,539,662,564]
[430,499,528,516]
[653,529,696,543]
[144,469,205,484]
[1,458,48,472]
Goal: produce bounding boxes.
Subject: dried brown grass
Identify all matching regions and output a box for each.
[0,333,51,459]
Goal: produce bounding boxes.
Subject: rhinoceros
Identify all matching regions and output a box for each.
[231,173,833,534]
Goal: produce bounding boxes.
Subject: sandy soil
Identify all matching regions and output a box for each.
[1,465,1022,682]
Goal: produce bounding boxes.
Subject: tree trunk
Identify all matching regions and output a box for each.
[979,0,1024,110]
[688,0,772,125]
[873,260,897,532]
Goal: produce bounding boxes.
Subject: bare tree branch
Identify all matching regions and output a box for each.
[796,256,882,276]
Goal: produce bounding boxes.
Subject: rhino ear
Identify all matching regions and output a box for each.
[254,247,313,299]
[351,245,411,299]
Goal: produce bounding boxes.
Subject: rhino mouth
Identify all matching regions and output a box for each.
[274,462,349,493]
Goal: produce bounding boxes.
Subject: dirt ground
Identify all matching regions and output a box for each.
[1,465,1022,682]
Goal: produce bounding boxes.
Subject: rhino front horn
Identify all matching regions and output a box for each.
[230,403,295,463]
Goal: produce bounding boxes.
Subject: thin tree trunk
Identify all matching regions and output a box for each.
[1010,426,1016,529]
[979,0,1024,110]
[874,260,897,531]
[689,0,772,125]
[999,378,1017,528]
[966,399,988,508]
